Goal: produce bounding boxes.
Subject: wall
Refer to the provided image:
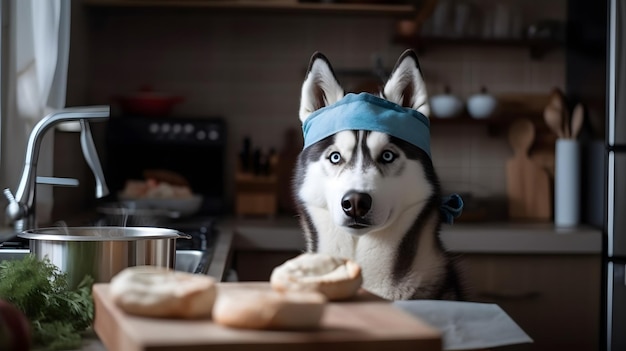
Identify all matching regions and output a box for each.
[62,2,566,216]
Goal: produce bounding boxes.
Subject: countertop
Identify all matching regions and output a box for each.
[3,214,602,281]
[1,216,603,285]
[440,221,602,254]
[220,215,603,255]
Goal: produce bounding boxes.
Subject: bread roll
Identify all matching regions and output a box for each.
[270,253,362,301]
[213,288,326,330]
[143,169,190,187]
[110,266,217,319]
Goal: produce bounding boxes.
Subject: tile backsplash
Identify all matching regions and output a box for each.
[66,3,565,211]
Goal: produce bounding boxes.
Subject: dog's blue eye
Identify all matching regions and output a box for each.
[329,152,342,164]
[381,150,396,163]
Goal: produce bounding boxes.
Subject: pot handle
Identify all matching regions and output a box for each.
[177,232,192,240]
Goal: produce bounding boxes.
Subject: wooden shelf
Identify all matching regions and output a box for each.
[83,0,417,16]
[430,111,557,150]
[394,35,563,59]
[430,112,542,128]
[428,93,556,148]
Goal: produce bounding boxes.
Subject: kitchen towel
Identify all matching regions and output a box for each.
[393,300,533,350]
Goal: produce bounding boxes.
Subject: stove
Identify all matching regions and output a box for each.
[0,237,28,250]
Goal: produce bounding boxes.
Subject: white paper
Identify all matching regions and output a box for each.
[393,300,533,350]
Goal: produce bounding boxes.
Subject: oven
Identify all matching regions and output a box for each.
[102,115,227,264]
[103,115,226,215]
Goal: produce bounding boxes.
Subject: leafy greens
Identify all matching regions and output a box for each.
[0,254,94,350]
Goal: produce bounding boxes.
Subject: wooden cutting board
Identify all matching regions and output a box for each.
[93,282,442,351]
[506,118,552,221]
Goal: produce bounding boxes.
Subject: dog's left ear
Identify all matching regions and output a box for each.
[383,49,430,117]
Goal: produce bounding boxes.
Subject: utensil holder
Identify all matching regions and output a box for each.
[554,139,580,227]
[234,172,278,218]
[234,155,280,218]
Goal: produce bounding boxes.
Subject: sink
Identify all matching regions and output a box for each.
[175,249,210,274]
[0,248,29,261]
[0,249,209,274]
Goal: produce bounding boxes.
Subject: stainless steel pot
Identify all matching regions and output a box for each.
[19,227,190,289]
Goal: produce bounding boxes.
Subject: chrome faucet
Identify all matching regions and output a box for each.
[3,106,110,232]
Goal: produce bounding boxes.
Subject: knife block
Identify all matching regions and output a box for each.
[234,156,279,218]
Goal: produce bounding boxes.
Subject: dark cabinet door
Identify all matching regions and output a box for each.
[607,262,626,351]
[609,0,626,145]
[608,152,626,257]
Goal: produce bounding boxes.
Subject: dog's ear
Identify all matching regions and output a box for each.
[299,52,344,123]
[383,49,430,118]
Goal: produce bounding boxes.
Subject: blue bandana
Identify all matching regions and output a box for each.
[302,93,431,158]
[301,92,463,224]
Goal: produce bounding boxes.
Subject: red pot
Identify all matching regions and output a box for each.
[115,89,184,117]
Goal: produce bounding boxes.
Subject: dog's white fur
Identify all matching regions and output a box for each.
[295,50,460,300]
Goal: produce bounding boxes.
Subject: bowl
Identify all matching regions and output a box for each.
[117,194,203,217]
[467,93,498,119]
[430,94,464,118]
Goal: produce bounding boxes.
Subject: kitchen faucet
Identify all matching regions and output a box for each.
[3,106,110,232]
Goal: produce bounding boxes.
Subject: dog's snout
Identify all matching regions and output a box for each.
[341,191,372,218]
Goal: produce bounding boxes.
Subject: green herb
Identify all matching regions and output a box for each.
[0,254,94,351]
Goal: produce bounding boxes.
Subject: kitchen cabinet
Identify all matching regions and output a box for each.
[227,217,305,281]
[233,250,301,281]
[459,253,601,351]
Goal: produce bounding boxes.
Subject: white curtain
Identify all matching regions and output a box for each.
[1,0,70,226]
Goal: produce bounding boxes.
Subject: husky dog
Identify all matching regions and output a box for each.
[293,49,464,301]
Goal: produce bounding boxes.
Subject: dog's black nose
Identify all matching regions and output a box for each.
[341,191,372,218]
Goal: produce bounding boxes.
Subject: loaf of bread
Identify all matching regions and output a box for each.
[212,287,326,330]
[270,253,363,301]
[109,266,217,319]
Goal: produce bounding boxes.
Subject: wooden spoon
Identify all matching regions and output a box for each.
[544,105,565,139]
[571,103,584,139]
[544,88,567,139]
[554,89,570,138]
